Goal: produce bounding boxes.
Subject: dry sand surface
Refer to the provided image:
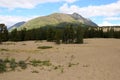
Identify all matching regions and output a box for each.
[0,38,120,80]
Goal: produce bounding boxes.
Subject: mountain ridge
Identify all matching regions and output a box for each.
[8,21,25,30]
[17,13,98,30]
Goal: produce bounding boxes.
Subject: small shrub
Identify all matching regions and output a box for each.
[68,62,79,67]
[10,59,17,70]
[42,61,51,66]
[0,48,9,51]
[0,59,6,73]
[31,70,39,73]
[61,68,64,73]
[18,61,27,69]
[30,60,52,67]
[30,59,40,67]
[22,43,26,45]
[4,58,10,63]
[54,66,58,70]
[37,46,52,49]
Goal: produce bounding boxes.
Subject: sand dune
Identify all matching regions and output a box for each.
[0,38,120,80]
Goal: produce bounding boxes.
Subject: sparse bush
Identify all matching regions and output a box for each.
[0,48,9,51]
[54,66,58,70]
[61,68,64,73]
[42,61,51,66]
[22,43,26,45]
[18,61,27,69]
[37,46,53,49]
[30,59,40,66]
[30,59,52,67]
[10,58,17,70]
[68,62,79,67]
[4,58,10,63]
[0,59,6,73]
[31,70,39,73]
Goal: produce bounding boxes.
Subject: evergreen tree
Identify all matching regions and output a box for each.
[62,27,69,44]
[19,28,26,41]
[0,24,8,42]
[89,28,95,38]
[76,26,83,44]
[109,28,114,38]
[99,27,103,38]
[47,27,55,41]
[55,30,61,44]
[0,27,2,44]
[10,29,18,41]
[69,26,75,43]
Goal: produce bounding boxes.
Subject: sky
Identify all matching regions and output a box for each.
[0,0,120,27]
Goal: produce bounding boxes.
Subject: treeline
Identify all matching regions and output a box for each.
[0,23,120,44]
[84,27,120,38]
[0,24,83,44]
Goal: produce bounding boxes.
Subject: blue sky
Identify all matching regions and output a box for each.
[0,0,120,27]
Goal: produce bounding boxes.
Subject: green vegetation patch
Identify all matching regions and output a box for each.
[0,58,79,74]
[30,59,52,67]
[37,46,53,49]
[0,48,9,51]
[0,58,27,73]
[0,59,6,73]
[18,60,27,69]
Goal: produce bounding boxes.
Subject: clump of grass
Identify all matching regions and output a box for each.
[37,46,52,49]
[61,68,64,73]
[68,62,79,67]
[4,57,10,63]
[53,65,61,70]
[83,64,90,67]
[10,58,17,70]
[0,48,9,51]
[18,61,27,69]
[30,59,52,67]
[31,70,39,73]
[53,65,64,73]
[22,43,26,45]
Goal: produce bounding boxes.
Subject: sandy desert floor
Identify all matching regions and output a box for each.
[0,38,120,80]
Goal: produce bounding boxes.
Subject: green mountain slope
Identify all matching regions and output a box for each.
[19,13,98,30]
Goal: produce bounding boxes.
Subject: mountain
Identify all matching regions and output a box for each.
[8,21,25,30]
[19,13,98,30]
[70,13,98,27]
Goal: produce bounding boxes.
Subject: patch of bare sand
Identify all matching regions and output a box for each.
[0,39,120,80]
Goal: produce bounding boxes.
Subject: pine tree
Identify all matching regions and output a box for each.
[47,27,55,41]
[76,26,84,44]
[20,28,26,41]
[62,27,69,44]
[55,30,61,44]
[69,26,75,43]
[0,29,2,44]
[109,28,114,38]
[0,24,8,42]
[10,29,18,41]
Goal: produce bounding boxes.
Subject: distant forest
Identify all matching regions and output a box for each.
[0,23,120,44]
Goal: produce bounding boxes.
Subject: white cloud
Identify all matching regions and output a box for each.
[59,0,120,17]
[0,0,77,9]
[0,15,37,27]
[98,21,120,26]
[65,0,77,3]
[98,21,113,26]
[105,17,120,21]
